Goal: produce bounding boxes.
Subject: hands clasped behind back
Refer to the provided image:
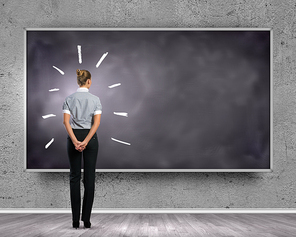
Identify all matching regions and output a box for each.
[73,140,88,152]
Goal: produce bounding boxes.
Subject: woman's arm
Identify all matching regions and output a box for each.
[79,114,101,150]
[63,113,82,151]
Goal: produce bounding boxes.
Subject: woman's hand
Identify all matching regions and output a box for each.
[78,140,88,151]
[72,140,88,152]
[73,140,84,152]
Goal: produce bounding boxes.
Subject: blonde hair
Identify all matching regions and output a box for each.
[76,69,91,86]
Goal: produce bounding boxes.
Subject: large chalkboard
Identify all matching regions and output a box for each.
[25,29,271,171]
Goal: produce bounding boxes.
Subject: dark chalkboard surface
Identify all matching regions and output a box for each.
[26,29,271,171]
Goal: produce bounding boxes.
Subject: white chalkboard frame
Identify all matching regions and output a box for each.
[24,28,273,172]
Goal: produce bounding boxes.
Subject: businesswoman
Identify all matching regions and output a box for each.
[63,69,102,229]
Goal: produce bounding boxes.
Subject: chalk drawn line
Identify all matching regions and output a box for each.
[45,138,54,149]
[77,45,82,64]
[42,114,56,119]
[96,52,108,68]
[114,112,128,117]
[52,66,64,75]
[111,138,131,146]
[108,83,121,89]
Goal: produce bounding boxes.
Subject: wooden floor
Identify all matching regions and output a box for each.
[0,213,296,236]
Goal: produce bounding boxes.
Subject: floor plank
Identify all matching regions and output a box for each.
[0,213,295,236]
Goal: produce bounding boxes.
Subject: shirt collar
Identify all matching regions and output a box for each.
[77,88,89,92]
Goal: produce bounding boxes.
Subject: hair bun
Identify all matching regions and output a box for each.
[76,69,82,76]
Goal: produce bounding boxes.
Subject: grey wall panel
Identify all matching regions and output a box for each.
[0,0,293,208]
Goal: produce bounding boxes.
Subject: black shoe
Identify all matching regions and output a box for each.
[84,221,91,228]
[72,221,80,229]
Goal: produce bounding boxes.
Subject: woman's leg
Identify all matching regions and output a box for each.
[67,136,82,222]
[81,133,98,222]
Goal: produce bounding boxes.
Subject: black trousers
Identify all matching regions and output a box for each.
[67,129,98,222]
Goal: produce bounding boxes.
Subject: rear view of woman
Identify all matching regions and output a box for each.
[62,69,102,229]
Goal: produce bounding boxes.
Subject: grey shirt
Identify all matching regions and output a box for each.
[62,88,102,129]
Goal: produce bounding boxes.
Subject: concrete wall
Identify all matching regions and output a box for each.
[0,0,294,209]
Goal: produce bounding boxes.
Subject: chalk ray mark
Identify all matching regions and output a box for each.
[111,138,131,146]
[77,45,82,64]
[114,112,128,117]
[108,83,121,89]
[52,66,65,75]
[42,114,56,119]
[45,138,54,149]
[49,88,59,92]
[96,52,108,68]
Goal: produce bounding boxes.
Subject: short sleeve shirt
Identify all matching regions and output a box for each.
[62,88,102,129]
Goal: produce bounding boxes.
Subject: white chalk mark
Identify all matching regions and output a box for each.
[42,114,56,119]
[111,138,131,146]
[114,112,128,117]
[45,138,54,149]
[96,52,108,68]
[49,88,59,92]
[108,83,121,89]
[52,66,65,75]
[77,45,82,64]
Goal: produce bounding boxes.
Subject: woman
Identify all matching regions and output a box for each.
[62,69,102,229]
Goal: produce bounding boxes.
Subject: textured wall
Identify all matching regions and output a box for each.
[0,0,294,209]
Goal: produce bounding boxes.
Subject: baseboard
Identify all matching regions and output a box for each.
[1,208,296,214]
